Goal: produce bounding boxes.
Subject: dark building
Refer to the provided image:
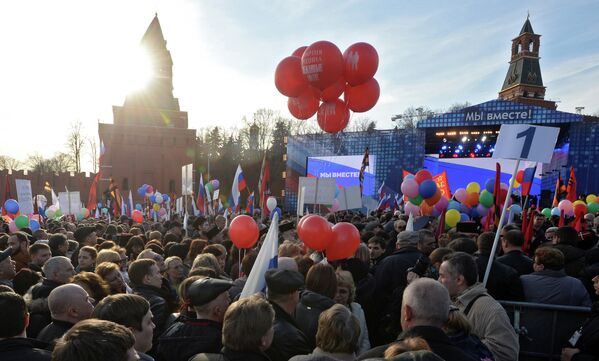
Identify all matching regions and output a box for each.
[98,15,196,200]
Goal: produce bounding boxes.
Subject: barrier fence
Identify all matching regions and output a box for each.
[499,301,591,361]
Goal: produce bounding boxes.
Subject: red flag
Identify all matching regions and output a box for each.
[558,209,565,227]
[552,175,563,207]
[523,206,536,252]
[435,208,446,239]
[359,147,369,194]
[258,154,270,215]
[483,208,493,232]
[521,206,528,235]
[566,167,577,202]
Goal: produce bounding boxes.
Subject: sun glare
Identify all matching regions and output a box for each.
[121,47,153,93]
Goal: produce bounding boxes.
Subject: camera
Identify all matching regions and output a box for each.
[407,255,430,277]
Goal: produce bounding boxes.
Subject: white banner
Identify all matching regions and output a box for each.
[493,124,560,163]
[298,177,336,205]
[15,179,34,215]
[58,191,81,215]
[337,186,363,210]
[181,164,193,195]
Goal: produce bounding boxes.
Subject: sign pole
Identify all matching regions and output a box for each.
[483,159,520,287]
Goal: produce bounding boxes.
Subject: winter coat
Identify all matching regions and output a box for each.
[520,269,592,307]
[373,246,422,312]
[496,249,534,276]
[295,290,336,349]
[554,244,585,277]
[348,302,370,355]
[25,279,63,338]
[132,283,170,339]
[265,300,311,361]
[455,283,519,361]
[475,253,524,301]
[36,319,74,350]
[0,338,51,361]
[289,347,355,361]
[570,302,599,361]
[156,315,223,361]
[190,347,272,361]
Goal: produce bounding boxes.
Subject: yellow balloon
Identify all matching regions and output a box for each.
[466,182,480,194]
[445,209,461,228]
[153,203,160,211]
[573,200,585,207]
[587,194,597,204]
[509,177,521,188]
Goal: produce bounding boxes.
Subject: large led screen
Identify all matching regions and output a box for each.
[307,155,376,197]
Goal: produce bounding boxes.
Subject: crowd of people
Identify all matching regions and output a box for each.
[0,207,598,361]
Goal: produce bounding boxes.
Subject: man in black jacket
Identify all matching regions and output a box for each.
[358,278,477,361]
[498,229,534,275]
[264,269,311,361]
[157,277,233,361]
[0,291,50,361]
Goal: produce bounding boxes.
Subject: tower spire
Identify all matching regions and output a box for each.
[498,16,556,109]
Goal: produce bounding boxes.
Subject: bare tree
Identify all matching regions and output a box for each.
[88,136,98,173]
[392,106,436,129]
[26,152,74,174]
[446,102,472,112]
[0,156,21,170]
[67,120,85,173]
[347,117,377,132]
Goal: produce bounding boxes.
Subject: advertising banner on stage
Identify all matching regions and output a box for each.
[307,155,376,196]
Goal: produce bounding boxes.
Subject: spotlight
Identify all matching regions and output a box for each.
[461,136,467,142]
[481,136,487,142]
[458,145,463,150]
[442,145,447,150]
[476,144,481,149]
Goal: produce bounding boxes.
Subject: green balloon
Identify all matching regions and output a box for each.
[588,202,599,215]
[541,208,552,218]
[479,190,494,208]
[54,209,62,218]
[101,208,108,214]
[409,195,423,206]
[15,215,29,229]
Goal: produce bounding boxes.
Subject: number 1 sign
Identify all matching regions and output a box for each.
[493,124,560,164]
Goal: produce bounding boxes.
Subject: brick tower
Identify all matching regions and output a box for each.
[498,16,556,109]
[98,15,196,200]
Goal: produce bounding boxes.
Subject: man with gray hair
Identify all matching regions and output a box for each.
[358,278,476,361]
[36,284,95,349]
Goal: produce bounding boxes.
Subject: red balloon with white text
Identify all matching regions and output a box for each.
[301,41,344,90]
[288,87,320,120]
[343,42,379,86]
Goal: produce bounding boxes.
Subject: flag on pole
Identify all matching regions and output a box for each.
[378,181,385,199]
[231,165,246,210]
[128,190,133,217]
[197,173,205,216]
[521,162,537,197]
[240,212,279,298]
[566,166,577,202]
[87,141,105,212]
[493,162,502,226]
[552,175,563,207]
[258,154,270,216]
[359,147,369,194]
[246,192,255,215]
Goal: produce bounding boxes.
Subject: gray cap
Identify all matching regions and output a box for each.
[396,231,420,248]
[265,269,304,294]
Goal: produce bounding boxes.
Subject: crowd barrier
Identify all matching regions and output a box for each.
[499,300,591,361]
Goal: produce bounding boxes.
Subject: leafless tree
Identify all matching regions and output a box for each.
[88,136,98,173]
[67,120,85,173]
[347,117,377,132]
[26,152,74,174]
[0,156,21,170]
[446,102,472,112]
[392,106,436,129]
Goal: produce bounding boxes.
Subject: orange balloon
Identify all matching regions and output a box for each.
[465,192,480,207]
[420,201,433,216]
[425,188,442,206]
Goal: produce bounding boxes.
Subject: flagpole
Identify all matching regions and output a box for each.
[483,159,520,287]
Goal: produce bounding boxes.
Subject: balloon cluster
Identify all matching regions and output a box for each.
[205,180,220,194]
[3,199,50,232]
[137,184,171,222]
[296,215,360,261]
[275,41,380,133]
[441,178,513,228]
[400,170,447,218]
[539,195,599,219]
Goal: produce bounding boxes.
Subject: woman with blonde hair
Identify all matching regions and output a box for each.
[335,270,370,355]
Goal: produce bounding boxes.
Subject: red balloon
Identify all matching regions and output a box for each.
[132,210,143,223]
[299,215,333,251]
[414,169,433,184]
[326,222,360,261]
[275,56,309,97]
[288,87,320,120]
[228,215,259,249]
[301,41,344,90]
[292,46,308,57]
[296,214,315,240]
[320,77,346,102]
[317,99,350,133]
[574,204,587,217]
[516,170,524,183]
[344,78,380,112]
[343,42,379,86]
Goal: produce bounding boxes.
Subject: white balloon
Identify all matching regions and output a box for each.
[155,194,164,204]
[266,196,277,211]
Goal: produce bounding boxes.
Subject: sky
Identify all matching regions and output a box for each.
[1,0,598,172]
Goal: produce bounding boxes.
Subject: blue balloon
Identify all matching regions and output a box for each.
[38,208,46,217]
[30,219,40,232]
[460,213,470,222]
[137,187,146,196]
[470,207,480,218]
[460,203,471,214]
[4,199,19,214]
[97,202,103,209]
[270,207,282,220]
[135,203,143,211]
[150,195,156,203]
[510,205,522,216]
[419,180,437,199]
[448,201,461,211]
[162,194,170,203]
[485,178,495,193]
[551,207,560,216]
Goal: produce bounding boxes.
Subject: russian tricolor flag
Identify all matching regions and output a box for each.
[521,162,537,197]
[231,165,246,209]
